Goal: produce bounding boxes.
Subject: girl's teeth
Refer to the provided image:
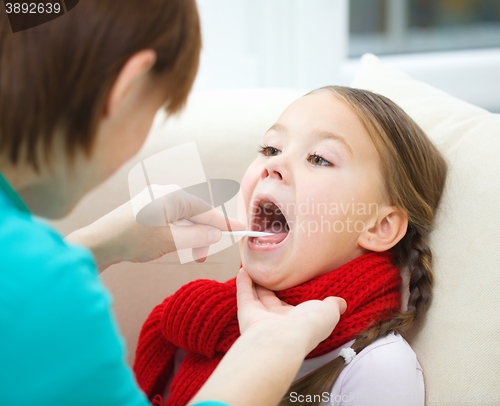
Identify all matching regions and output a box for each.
[260,201,273,209]
[251,238,277,245]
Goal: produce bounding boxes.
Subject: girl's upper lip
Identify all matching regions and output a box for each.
[250,192,289,231]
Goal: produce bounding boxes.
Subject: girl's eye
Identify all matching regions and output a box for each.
[308,154,333,166]
[259,145,282,157]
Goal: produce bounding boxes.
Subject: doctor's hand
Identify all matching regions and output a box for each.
[66,187,244,272]
[189,269,347,406]
[236,268,347,354]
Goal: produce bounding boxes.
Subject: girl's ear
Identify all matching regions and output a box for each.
[357,206,408,252]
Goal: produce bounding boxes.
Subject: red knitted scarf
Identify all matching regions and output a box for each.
[133,251,401,406]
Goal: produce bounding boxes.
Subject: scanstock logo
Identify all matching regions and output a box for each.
[3,1,79,33]
[128,142,243,264]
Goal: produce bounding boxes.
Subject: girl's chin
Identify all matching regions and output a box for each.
[240,263,289,291]
[243,261,275,289]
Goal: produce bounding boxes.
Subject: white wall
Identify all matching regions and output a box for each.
[193,0,500,112]
[193,0,349,92]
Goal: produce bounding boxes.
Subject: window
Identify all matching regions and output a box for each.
[194,0,500,111]
[349,0,500,56]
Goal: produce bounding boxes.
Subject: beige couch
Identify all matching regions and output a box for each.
[52,55,500,405]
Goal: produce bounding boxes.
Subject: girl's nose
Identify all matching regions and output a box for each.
[261,158,287,182]
[261,167,283,180]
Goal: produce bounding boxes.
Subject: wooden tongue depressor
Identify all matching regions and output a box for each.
[222,231,275,237]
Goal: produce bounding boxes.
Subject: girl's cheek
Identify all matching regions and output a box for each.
[237,192,248,226]
[240,164,260,213]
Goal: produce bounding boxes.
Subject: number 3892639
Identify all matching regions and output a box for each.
[5,3,62,14]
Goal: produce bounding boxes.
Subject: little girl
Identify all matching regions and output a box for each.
[133,86,447,406]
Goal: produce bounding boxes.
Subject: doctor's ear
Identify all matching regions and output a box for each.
[105,49,158,117]
[357,206,408,252]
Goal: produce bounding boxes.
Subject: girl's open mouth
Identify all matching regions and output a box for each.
[248,198,289,250]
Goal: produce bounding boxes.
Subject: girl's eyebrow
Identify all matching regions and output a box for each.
[265,123,286,134]
[266,123,353,157]
[314,130,354,157]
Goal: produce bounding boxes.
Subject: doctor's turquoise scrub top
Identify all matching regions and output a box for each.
[0,171,230,406]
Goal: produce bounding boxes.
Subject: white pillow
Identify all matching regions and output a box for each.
[351,54,500,402]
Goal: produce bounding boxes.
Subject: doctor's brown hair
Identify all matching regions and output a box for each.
[280,87,447,406]
[0,0,201,171]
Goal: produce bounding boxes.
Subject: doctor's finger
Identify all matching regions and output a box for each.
[254,284,284,309]
[188,207,245,232]
[168,223,222,250]
[236,268,260,308]
[192,246,210,263]
[163,190,245,231]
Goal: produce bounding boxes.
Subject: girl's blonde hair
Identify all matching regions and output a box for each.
[280,86,447,405]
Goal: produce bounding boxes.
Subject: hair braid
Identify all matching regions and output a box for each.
[397,226,434,321]
[353,226,436,355]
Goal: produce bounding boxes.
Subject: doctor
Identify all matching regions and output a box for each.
[0,1,346,405]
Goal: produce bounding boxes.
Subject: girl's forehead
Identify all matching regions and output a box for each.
[266,93,383,172]
[272,93,371,147]
[279,92,358,126]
